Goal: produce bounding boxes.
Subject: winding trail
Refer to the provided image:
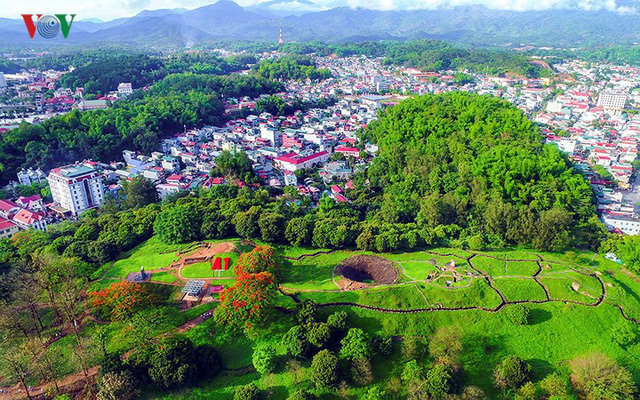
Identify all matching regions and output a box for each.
[280,249,621,318]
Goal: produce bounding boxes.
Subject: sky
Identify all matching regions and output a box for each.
[2,0,636,21]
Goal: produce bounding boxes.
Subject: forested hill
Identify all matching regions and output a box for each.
[361,92,604,251]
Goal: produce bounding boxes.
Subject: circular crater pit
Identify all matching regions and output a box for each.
[335,255,399,285]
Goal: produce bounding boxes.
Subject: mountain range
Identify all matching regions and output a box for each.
[1,0,639,48]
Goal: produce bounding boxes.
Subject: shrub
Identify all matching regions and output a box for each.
[504,304,530,325]
[371,335,393,356]
[429,326,462,365]
[610,321,638,347]
[287,389,315,400]
[282,325,309,359]
[311,350,339,388]
[351,357,374,386]
[516,381,537,400]
[296,300,317,325]
[540,373,567,397]
[252,343,276,374]
[424,364,453,400]
[340,328,371,360]
[327,311,348,330]
[494,356,531,390]
[570,353,636,400]
[307,323,331,348]
[234,383,260,400]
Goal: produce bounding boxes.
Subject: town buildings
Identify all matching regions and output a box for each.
[48,164,105,216]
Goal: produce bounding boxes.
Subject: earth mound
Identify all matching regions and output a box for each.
[335,255,399,286]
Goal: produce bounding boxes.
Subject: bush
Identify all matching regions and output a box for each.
[234,383,260,400]
[516,381,537,400]
[252,343,276,374]
[340,328,371,360]
[362,387,386,400]
[351,357,374,386]
[504,304,530,325]
[371,335,393,356]
[570,353,636,400]
[147,336,198,389]
[287,389,315,400]
[424,364,453,400]
[493,356,531,390]
[401,336,422,360]
[327,311,348,330]
[467,235,485,250]
[282,325,309,359]
[429,326,462,365]
[311,350,339,388]
[540,373,567,397]
[307,323,331,348]
[296,300,317,325]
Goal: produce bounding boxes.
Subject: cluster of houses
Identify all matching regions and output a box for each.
[2,52,640,238]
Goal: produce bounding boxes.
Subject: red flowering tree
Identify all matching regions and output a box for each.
[89,281,157,321]
[234,245,280,279]
[213,271,277,335]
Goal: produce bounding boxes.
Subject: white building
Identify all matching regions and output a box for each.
[0,72,6,89]
[260,127,282,147]
[273,151,330,172]
[118,82,133,96]
[48,164,104,216]
[602,214,640,235]
[597,91,627,110]
[17,168,47,186]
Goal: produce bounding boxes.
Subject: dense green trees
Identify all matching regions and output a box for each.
[256,56,331,80]
[153,204,201,244]
[57,52,251,94]
[122,176,159,209]
[0,74,282,184]
[362,92,603,251]
[493,356,531,390]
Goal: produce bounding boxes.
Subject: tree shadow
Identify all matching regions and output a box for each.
[527,358,555,382]
[528,308,552,325]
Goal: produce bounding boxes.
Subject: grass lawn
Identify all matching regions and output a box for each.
[182,302,217,320]
[505,261,540,276]
[538,273,599,303]
[92,236,189,279]
[95,241,640,400]
[86,277,120,293]
[281,251,352,291]
[181,252,239,278]
[151,271,178,284]
[493,277,548,301]
[470,255,506,276]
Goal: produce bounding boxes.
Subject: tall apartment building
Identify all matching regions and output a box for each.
[597,91,627,110]
[48,165,104,216]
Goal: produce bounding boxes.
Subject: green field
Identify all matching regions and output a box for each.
[493,277,548,301]
[181,252,239,278]
[73,236,640,399]
[92,236,188,279]
[151,271,178,283]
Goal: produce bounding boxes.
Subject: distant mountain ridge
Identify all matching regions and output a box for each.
[0,1,639,47]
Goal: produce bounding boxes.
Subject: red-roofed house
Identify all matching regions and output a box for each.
[274,151,330,172]
[335,147,361,159]
[0,217,19,238]
[16,195,44,211]
[13,209,47,231]
[0,200,21,219]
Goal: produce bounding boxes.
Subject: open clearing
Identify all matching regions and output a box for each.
[81,237,640,399]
